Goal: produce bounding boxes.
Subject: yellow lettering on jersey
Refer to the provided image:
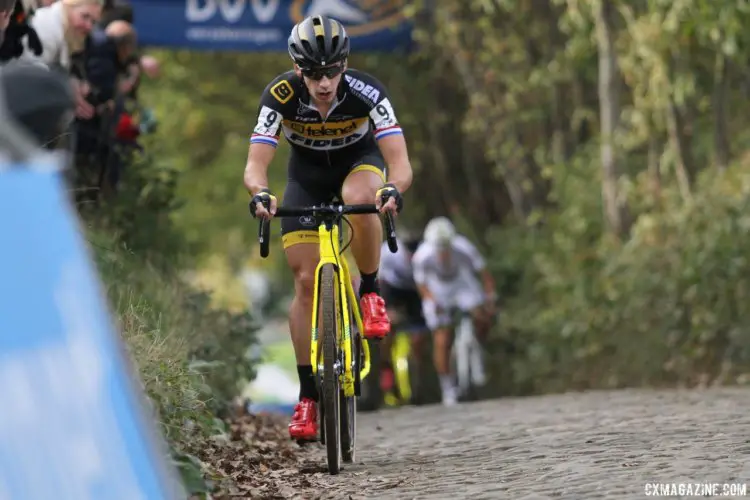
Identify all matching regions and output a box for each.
[270,80,294,104]
[283,118,367,138]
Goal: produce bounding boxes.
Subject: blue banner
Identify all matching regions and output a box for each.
[0,165,183,499]
[130,0,413,52]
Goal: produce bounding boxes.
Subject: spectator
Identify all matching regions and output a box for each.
[0,2,13,46]
[75,19,139,198]
[20,0,58,14]
[0,60,75,147]
[22,0,102,118]
[0,0,43,63]
[23,0,101,70]
[82,19,137,105]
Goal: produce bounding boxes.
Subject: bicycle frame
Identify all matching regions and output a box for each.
[384,329,412,406]
[452,310,486,395]
[309,221,371,398]
[255,202,398,399]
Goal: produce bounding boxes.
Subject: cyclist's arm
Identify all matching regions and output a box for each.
[411,249,434,301]
[244,95,283,194]
[244,143,276,194]
[416,284,436,303]
[456,235,497,301]
[480,267,498,303]
[368,90,412,193]
[377,134,412,193]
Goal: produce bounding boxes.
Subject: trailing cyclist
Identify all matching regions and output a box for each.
[377,231,429,404]
[412,217,497,406]
[244,15,413,441]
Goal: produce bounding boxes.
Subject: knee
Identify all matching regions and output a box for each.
[341,180,378,206]
[293,266,316,303]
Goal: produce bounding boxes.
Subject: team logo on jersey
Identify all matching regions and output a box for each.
[270,80,294,104]
[283,118,367,138]
[343,75,381,104]
[287,132,366,150]
[289,0,406,37]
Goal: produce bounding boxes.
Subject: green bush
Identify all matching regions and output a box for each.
[489,159,750,394]
[76,143,260,493]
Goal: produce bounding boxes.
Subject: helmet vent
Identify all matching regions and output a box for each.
[301,39,314,55]
[315,34,326,54]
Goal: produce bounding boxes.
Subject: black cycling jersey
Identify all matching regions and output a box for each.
[250,68,403,169]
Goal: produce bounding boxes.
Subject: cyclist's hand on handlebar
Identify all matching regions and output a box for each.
[376,183,403,215]
[249,188,277,219]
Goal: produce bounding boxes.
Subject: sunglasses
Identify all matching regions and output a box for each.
[301,63,344,81]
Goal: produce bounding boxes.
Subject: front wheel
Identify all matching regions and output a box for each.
[340,388,356,463]
[320,264,341,474]
[341,312,358,463]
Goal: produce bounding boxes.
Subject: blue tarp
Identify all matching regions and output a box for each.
[0,165,182,499]
[130,0,413,52]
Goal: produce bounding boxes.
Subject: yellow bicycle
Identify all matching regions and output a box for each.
[255,202,398,475]
[384,329,413,406]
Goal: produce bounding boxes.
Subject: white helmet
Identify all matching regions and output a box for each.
[423,217,455,247]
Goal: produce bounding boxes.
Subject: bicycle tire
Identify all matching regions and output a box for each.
[340,374,357,462]
[320,264,341,474]
[340,304,366,464]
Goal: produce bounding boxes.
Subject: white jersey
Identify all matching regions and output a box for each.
[412,235,487,329]
[379,238,416,290]
[412,235,485,286]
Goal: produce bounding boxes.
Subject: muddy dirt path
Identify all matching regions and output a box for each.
[291,387,750,499]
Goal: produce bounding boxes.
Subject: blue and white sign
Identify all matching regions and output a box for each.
[130,0,413,52]
[0,165,183,499]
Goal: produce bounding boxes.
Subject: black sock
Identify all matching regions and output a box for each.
[297,365,318,402]
[359,270,379,296]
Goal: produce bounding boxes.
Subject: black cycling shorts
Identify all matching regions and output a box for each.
[381,282,428,334]
[280,151,386,248]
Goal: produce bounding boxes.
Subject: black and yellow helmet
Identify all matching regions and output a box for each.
[288,15,350,69]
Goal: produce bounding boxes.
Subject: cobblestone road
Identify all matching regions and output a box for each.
[295,388,750,499]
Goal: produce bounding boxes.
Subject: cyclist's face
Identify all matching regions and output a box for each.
[437,245,452,265]
[296,62,346,105]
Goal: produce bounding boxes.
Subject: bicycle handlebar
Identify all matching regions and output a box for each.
[253,203,398,258]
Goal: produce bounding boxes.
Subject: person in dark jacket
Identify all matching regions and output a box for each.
[73,19,137,199]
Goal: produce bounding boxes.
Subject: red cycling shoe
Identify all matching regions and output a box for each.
[360,293,391,338]
[288,397,318,441]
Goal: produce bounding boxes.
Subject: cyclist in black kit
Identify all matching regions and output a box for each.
[244,15,414,442]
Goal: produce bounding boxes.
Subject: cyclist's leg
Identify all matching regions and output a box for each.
[340,153,390,338]
[456,282,488,386]
[281,178,333,440]
[422,296,457,405]
[457,278,490,342]
[472,304,493,344]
